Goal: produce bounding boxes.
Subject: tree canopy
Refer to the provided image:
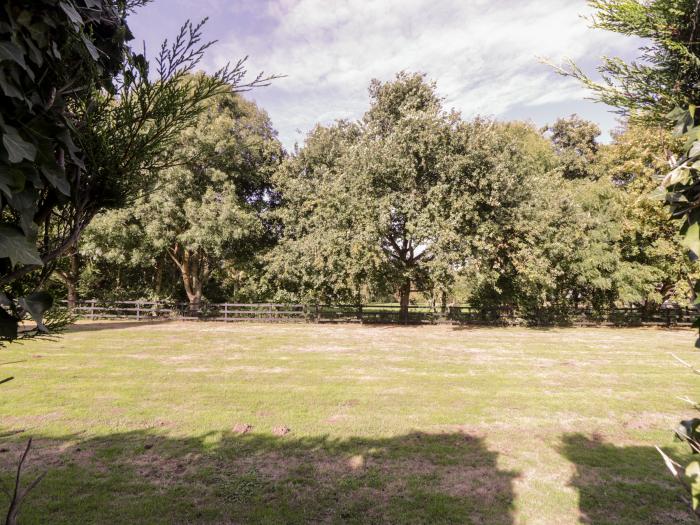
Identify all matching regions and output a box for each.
[82,90,283,307]
[0,1,275,338]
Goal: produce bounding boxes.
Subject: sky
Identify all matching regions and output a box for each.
[129,0,642,151]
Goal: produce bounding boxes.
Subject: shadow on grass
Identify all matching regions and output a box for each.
[66,320,176,333]
[559,433,694,525]
[0,429,518,524]
[448,324,555,332]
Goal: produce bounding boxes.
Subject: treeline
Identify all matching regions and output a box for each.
[54,72,697,321]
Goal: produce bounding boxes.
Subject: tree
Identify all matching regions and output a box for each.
[446,120,625,314]
[269,73,460,322]
[263,121,372,305]
[554,3,700,276]
[544,114,601,179]
[598,123,696,305]
[434,119,562,310]
[0,0,137,335]
[69,206,168,300]
[349,73,459,321]
[84,90,283,308]
[555,0,700,126]
[0,0,131,272]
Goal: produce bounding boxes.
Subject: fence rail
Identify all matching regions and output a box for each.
[60,300,700,327]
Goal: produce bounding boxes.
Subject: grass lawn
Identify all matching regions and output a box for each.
[0,322,698,524]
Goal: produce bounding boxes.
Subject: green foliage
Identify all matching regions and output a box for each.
[263,75,686,315]
[656,107,700,307]
[599,124,695,304]
[0,0,139,338]
[82,91,283,305]
[544,114,601,180]
[267,73,464,316]
[0,0,133,271]
[1,0,277,337]
[555,0,700,126]
[440,119,562,307]
[264,120,370,303]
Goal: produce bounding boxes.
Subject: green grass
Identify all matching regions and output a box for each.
[0,321,698,524]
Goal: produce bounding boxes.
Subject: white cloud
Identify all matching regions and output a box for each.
[207,0,641,149]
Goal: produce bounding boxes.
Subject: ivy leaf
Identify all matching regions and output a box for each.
[663,165,691,187]
[681,219,700,259]
[0,166,25,197]
[59,1,83,27]
[18,292,53,333]
[690,140,700,159]
[0,70,22,100]
[0,225,42,266]
[649,185,666,200]
[2,130,37,163]
[5,188,38,236]
[40,165,70,196]
[80,34,99,61]
[0,42,27,71]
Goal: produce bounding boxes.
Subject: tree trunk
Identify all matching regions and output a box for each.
[154,256,164,298]
[174,248,207,312]
[66,248,79,309]
[440,290,447,314]
[66,279,78,310]
[168,245,213,315]
[54,246,80,309]
[399,279,411,324]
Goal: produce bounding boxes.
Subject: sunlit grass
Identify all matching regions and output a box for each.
[0,321,697,523]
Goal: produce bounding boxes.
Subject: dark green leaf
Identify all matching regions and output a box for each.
[40,165,70,196]
[5,188,37,237]
[681,219,700,258]
[0,42,27,70]
[80,34,99,61]
[0,70,23,100]
[59,1,83,26]
[19,291,53,333]
[0,225,42,266]
[0,166,25,197]
[2,130,37,163]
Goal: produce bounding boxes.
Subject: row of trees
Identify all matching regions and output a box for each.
[57,72,697,321]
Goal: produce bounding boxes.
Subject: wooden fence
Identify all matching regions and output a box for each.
[64,300,307,322]
[62,300,700,327]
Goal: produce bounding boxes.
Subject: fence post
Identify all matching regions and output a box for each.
[136,301,141,321]
[357,303,363,323]
[89,299,96,320]
[224,303,229,322]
